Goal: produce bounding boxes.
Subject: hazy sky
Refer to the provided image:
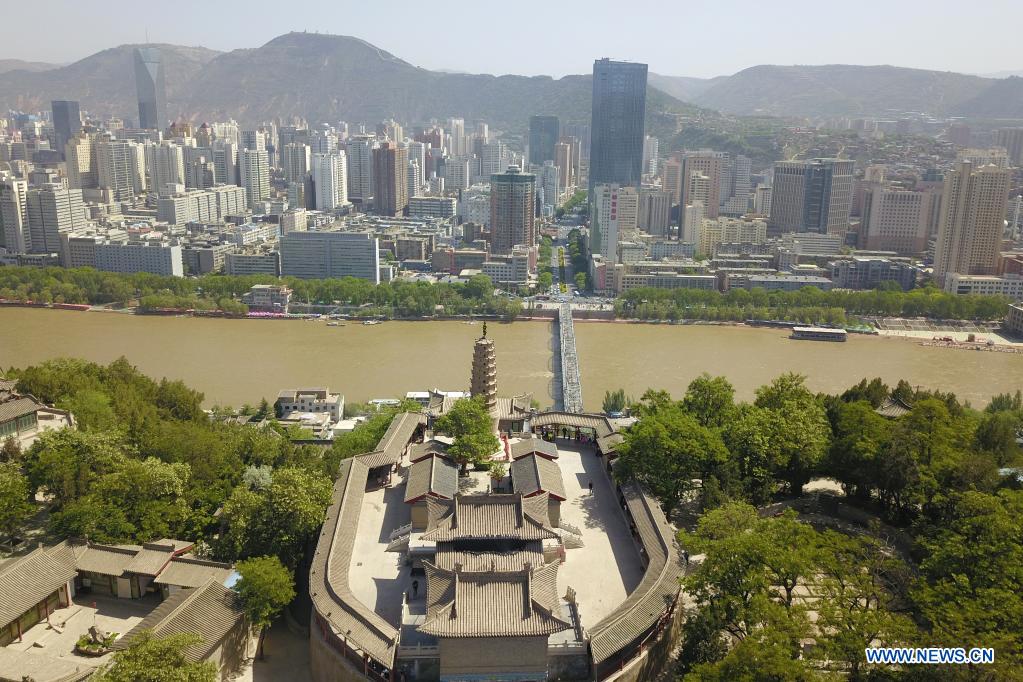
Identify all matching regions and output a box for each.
[5,0,1022,78]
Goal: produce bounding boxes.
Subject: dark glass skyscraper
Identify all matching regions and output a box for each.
[133,47,167,131]
[588,58,647,190]
[50,100,82,159]
[528,115,559,165]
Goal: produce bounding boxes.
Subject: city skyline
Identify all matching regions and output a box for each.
[1,0,1022,79]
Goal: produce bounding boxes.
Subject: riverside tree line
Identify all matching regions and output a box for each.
[4,264,1010,325]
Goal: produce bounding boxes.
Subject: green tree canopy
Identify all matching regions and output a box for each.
[616,403,730,512]
[91,631,217,682]
[435,397,500,472]
[234,555,296,658]
[0,462,33,541]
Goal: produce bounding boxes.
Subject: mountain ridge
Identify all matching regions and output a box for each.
[1,34,1021,126]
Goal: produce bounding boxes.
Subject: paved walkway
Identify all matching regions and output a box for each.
[555,444,644,628]
[7,594,157,667]
[348,482,411,627]
[237,621,309,682]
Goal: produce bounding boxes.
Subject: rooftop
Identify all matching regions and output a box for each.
[419,562,570,638]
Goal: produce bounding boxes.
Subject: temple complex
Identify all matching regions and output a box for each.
[309,329,682,682]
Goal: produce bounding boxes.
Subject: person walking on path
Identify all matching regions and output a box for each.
[683,550,690,567]
[588,481,594,494]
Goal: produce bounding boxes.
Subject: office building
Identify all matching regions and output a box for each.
[680,152,724,220]
[769,159,853,235]
[343,135,376,202]
[95,241,184,276]
[589,184,638,260]
[240,148,270,208]
[994,128,1023,167]
[642,136,659,175]
[536,161,561,212]
[754,185,772,216]
[528,116,559,165]
[133,47,167,130]
[861,186,936,254]
[554,138,579,189]
[696,216,767,257]
[212,142,239,186]
[372,142,408,217]
[312,151,348,212]
[241,130,266,151]
[407,161,422,201]
[408,196,457,219]
[64,134,97,190]
[639,189,672,236]
[1006,302,1023,335]
[830,257,916,291]
[481,141,511,177]
[156,185,247,225]
[26,185,86,254]
[490,165,536,255]
[146,142,185,195]
[0,174,29,254]
[661,158,683,206]
[50,101,81,160]
[934,161,1012,284]
[284,143,311,185]
[943,273,1023,299]
[444,157,470,191]
[280,231,381,282]
[97,139,145,200]
[589,58,647,190]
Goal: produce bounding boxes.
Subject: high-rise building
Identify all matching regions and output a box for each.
[97,139,145,200]
[444,157,470,191]
[481,141,511,177]
[447,118,466,156]
[590,184,639,259]
[589,58,647,190]
[0,173,29,254]
[528,116,560,165]
[312,151,348,212]
[490,165,536,255]
[346,135,375,203]
[642,136,659,175]
[639,188,672,236]
[280,231,381,282]
[51,101,82,160]
[555,137,580,189]
[768,159,853,235]
[133,47,167,131]
[536,161,561,213]
[241,130,266,151]
[861,185,936,254]
[680,152,724,220]
[146,142,185,195]
[803,159,854,235]
[754,185,772,216]
[372,142,408,217]
[933,161,1012,284]
[407,160,422,201]
[661,157,683,206]
[213,142,239,186]
[239,148,270,208]
[283,143,311,185]
[65,133,98,190]
[26,184,86,254]
[994,128,1023,167]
